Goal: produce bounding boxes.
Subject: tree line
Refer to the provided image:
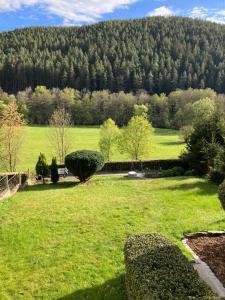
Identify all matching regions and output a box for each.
[0,86,224,129]
[0,17,225,94]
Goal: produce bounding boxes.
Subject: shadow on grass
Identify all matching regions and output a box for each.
[161,178,217,196]
[58,275,127,300]
[209,218,225,226]
[160,141,184,146]
[21,181,79,192]
[154,128,178,136]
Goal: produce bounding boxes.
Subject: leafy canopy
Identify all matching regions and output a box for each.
[118,116,153,160]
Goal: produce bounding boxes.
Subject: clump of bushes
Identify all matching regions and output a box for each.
[161,166,185,177]
[124,234,215,300]
[218,180,225,210]
[65,150,104,182]
[184,169,194,176]
[50,157,59,184]
[208,169,225,185]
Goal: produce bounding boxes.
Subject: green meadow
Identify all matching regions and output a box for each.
[0,176,223,299]
[17,126,185,172]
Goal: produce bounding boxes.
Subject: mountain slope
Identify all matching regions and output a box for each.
[0,16,225,93]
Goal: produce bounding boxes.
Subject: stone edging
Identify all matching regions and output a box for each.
[182,237,225,298]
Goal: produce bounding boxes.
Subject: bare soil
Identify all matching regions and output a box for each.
[187,234,225,287]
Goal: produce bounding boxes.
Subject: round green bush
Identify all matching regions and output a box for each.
[218,180,225,210]
[65,150,104,182]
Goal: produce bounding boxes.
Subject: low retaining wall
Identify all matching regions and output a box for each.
[0,173,28,201]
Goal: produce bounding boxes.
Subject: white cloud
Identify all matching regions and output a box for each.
[190,6,208,18]
[0,0,139,24]
[148,6,174,17]
[189,6,225,24]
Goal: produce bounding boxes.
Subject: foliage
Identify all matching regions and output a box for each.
[182,111,225,175]
[35,153,49,183]
[124,234,214,300]
[1,17,225,96]
[184,170,194,176]
[65,150,104,182]
[179,126,193,143]
[161,166,185,177]
[118,116,153,160]
[192,97,216,124]
[0,102,25,172]
[49,107,71,164]
[0,84,224,129]
[0,176,222,298]
[133,104,148,118]
[208,169,225,185]
[99,118,119,161]
[218,181,225,210]
[101,159,185,172]
[50,157,59,184]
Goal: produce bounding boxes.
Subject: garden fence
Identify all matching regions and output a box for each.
[0,173,27,198]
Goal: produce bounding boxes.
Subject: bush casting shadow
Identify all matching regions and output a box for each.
[21,181,79,192]
[58,275,127,300]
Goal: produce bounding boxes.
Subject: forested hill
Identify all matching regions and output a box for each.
[0,16,225,94]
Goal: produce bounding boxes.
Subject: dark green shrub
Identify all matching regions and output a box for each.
[35,153,49,184]
[208,169,225,184]
[161,169,174,177]
[218,180,225,210]
[161,166,185,177]
[124,234,215,300]
[65,150,104,182]
[101,159,187,172]
[51,157,59,184]
[184,170,194,176]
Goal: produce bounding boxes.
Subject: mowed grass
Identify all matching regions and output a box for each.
[17,126,184,172]
[0,176,224,299]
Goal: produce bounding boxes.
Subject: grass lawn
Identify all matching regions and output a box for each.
[14,126,185,172]
[0,176,224,299]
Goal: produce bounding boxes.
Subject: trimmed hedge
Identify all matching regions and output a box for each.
[101,159,187,172]
[65,150,104,182]
[124,234,216,300]
[218,180,225,210]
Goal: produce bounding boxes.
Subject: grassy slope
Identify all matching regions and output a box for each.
[0,176,224,299]
[17,126,184,172]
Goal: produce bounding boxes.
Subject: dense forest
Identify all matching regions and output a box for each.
[0,86,224,128]
[0,17,225,94]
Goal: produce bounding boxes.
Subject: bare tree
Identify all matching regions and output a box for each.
[49,107,71,164]
[0,102,25,172]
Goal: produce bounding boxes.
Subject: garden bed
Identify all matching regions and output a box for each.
[187,232,225,288]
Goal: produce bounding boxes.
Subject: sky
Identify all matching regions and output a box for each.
[0,0,225,32]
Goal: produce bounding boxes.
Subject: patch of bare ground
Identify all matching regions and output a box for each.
[187,234,225,287]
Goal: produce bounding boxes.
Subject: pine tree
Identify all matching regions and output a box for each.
[51,157,59,184]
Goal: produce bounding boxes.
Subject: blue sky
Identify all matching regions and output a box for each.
[0,0,225,32]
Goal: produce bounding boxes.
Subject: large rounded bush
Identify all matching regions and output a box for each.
[218,180,225,210]
[65,150,104,182]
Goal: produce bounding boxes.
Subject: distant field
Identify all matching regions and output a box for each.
[15,126,184,172]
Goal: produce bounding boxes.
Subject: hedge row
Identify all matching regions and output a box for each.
[124,234,216,300]
[101,159,187,172]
